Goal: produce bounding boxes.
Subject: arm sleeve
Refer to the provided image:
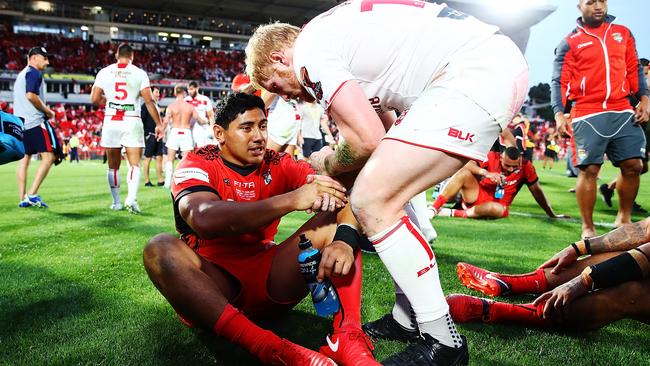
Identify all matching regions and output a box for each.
[25,68,42,95]
[524,161,539,186]
[551,37,573,115]
[294,40,355,109]
[625,30,649,99]
[140,71,151,91]
[170,154,219,200]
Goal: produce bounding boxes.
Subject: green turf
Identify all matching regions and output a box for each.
[0,160,648,365]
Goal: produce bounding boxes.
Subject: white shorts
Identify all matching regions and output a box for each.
[385,34,528,162]
[100,116,145,148]
[166,128,194,152]
[268,99,300,146]
[192,123,216,148]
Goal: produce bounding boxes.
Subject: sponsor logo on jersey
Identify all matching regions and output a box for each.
[612,32,623,43]
[577,41,593,49]
[438,6,467,19]
[300,67,323,101]
[108,102,136,111]
[447,128,475,142]
[223,178,231,186]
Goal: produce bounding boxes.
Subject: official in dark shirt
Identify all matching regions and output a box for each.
[142,87,165,186]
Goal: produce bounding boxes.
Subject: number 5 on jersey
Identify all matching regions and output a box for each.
[115,82,128,100]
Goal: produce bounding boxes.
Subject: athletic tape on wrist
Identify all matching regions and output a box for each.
[585,251,643,290]
[334,224,361,250]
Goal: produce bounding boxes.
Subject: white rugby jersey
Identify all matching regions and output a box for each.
[93,62,150,118]
[185,94,213,122]
[293,0,499,113]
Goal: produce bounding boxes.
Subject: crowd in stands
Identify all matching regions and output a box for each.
[0,31,245,82]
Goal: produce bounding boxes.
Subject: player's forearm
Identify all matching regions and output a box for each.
[530,185,555,217]
[323,142,368,176]
[464,161,484,177]
[585,219,650,255]
[190,193,297,238]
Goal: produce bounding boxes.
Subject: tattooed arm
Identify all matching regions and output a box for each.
[539,217,650,274]
[588,217,650,254]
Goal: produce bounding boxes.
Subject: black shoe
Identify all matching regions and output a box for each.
[381,333,468,366]
[363,313,419,343]
[157,182,165,187]
[599,184,613,207]
[633,202,648,214]
[144,181,154,187]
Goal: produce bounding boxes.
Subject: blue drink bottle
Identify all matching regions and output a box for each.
[297,234,340,317]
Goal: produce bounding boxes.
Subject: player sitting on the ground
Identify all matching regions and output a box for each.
[446,217,650,330]
[430,146,567,219]
[143,93,380,366]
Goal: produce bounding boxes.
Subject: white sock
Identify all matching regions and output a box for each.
[391,282,417,331]
[409,191,437,242]
[126,165,141,204]
[107,169,120,205]
[439,207,453,217]
[164,161,173,188]
[369,216,459,347]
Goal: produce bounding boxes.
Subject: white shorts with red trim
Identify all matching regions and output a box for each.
[100,116,145,148]
[192,123,217,148]
[384,34,528,162]
[166,128,194,152]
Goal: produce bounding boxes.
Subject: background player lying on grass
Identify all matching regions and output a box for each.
[430,146,568,219]
[143,93,380,365]
[447,217,650,330]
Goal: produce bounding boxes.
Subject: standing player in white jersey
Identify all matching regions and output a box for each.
[185,81,213,147]
[91,43,163,214]
[246,1,528,364]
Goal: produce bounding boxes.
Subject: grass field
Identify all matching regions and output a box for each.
[1,159,649,365]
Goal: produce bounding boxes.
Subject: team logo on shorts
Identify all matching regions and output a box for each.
[612,32,623,43]
[577,148,587,162]
[263,170,272,185]
[300,67,323,101]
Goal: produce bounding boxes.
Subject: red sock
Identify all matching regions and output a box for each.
[500,269,548,294]
[331,249,362,330]
[432,195,448,211]
[452,209,468,218]
[213,304,282,364]
[488,301,550,327]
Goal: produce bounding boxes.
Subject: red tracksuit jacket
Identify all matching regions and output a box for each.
[551,15,648,118]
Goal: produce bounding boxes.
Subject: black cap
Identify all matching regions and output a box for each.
[28,47,50,58]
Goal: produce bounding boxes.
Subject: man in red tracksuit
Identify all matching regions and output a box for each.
[551,0,649,239]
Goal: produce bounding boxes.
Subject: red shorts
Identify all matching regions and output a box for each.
[462,188,510,217]
[198,244,300,320]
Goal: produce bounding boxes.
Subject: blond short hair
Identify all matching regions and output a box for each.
[245,22,300,87]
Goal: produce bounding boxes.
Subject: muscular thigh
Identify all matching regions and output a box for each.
[267,212,337,303]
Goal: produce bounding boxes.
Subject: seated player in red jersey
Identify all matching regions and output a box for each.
[447,217,650,330]
[430,146,567,219]
[143,93,380,366]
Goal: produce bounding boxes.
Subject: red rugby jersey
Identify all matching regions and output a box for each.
[478,151,539,206]
[171,145,314,257]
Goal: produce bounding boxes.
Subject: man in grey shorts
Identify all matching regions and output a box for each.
[552,0,649,238]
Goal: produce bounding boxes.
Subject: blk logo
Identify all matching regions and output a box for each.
[448,128,475,142]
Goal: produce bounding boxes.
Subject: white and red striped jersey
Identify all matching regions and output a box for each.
[185,94,213,122]
[93,62,150,118]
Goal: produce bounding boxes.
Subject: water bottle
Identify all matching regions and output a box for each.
[297,234,340,317]
[494,182,505,199]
